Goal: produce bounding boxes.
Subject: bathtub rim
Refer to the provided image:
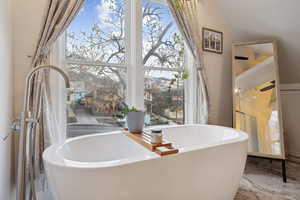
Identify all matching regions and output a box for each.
[43,124,248,169]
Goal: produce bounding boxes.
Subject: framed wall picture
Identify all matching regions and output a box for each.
[202,27,223,54]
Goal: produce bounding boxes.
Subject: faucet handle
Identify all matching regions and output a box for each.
[0,118,21,141]
[11,118,21,133]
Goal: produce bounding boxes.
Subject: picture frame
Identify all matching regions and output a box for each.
[202,27,223,54]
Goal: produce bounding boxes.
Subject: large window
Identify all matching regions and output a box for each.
[65,0,188,137]
[66,0,125,64]
[143,0,184,125]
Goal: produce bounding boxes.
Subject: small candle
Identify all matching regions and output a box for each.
[151,129,163,144]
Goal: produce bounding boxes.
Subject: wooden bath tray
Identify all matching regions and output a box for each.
[123,129,178,156]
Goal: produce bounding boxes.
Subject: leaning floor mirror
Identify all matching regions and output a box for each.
[232,40,287,181]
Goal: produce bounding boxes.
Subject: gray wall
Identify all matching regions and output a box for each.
[201,0,300,126]
[196,0,234,126]
[13,0,47,117]
[0,0,13,199]
[215,0,300,84]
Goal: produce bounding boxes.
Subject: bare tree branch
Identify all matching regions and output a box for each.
[143,22,173,65]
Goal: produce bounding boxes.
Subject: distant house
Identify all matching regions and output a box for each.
[164,108,183,120]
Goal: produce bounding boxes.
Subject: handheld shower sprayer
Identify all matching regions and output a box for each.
[14,64,70,200]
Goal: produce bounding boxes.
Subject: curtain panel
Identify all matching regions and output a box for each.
[31,0,84,146]
[27,0,84,199]
[167,0,209,124]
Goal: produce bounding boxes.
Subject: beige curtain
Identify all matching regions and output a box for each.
[32,0,84,66]
[167,0,209,124]
[28,0,84,199]
[32,0,84,145]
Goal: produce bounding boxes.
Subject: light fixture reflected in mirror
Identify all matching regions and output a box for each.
[234,88,240,94]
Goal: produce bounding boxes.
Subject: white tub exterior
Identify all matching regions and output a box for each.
[43,125,248,200]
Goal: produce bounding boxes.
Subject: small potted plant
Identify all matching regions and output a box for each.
[121,105,145,133]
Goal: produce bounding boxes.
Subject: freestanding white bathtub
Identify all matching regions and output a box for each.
[43,125,248,200]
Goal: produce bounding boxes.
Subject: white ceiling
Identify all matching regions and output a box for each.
[214,0,300,83]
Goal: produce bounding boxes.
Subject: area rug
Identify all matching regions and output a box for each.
[235,158,300,200]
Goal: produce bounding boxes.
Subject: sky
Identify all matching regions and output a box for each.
[68,0,102,33]
[67,0,183,79]
[68,0,180,42]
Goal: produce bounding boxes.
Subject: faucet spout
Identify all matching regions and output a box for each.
[23,64,70,111]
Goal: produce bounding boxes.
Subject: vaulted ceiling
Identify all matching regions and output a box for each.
[214,0,300,83]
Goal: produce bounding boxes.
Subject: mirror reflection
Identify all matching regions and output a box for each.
[233,43,282,156]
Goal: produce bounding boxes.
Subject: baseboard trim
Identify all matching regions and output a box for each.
[287,154,300,164]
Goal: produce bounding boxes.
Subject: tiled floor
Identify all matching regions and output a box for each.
[235,158,300,200]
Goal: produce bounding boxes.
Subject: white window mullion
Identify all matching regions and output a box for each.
[144,66,183,72]
[66,60,124,69]
[184,43,197,124]
[125,0,144,110]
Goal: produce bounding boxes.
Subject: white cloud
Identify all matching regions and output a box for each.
[78,6,85,16]
[96,0,116,23]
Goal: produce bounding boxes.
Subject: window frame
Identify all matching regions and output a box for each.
[62,0,197,124]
